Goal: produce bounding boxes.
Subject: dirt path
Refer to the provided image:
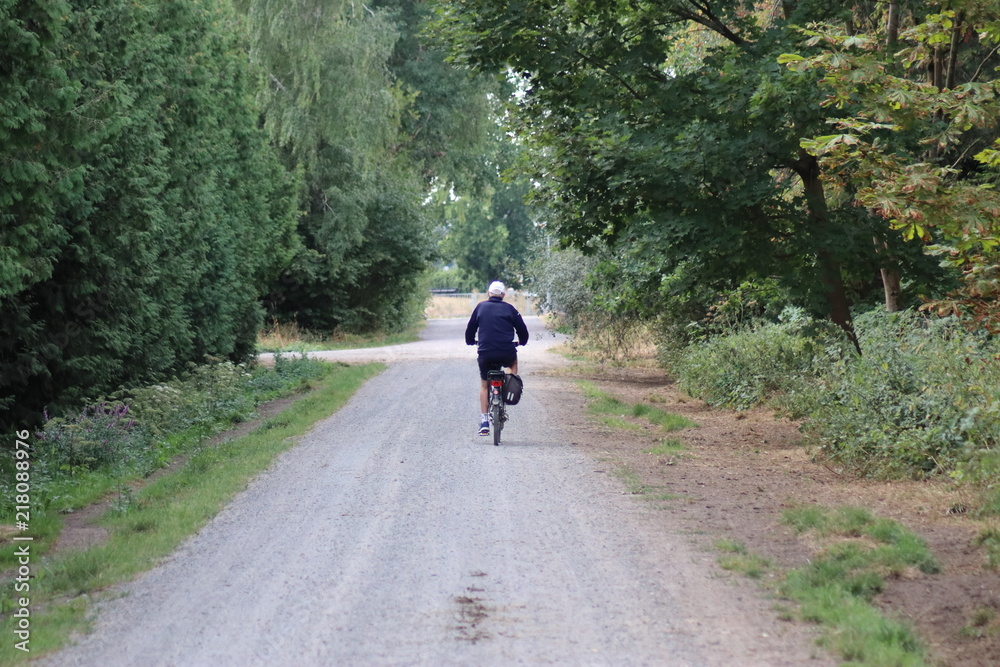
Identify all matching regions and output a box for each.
[44,319,832,665]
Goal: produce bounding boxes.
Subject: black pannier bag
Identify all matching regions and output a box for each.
[503,373,523,405]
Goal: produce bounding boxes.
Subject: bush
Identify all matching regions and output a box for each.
[1,356,329,514]
[248,353,331,397]
[125,360,257,438]
[35,403,146,474]
[674,308,834,410]
[656,278,797,375]
[797,310,1000,478]
[530,246,598,326]
[669,303,1000,495]
[567,312,658,363]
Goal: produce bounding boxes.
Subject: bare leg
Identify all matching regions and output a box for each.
[509,360,518,375]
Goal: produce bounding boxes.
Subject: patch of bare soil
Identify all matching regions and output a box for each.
[49,393,304,556]
[545,365,1000,667]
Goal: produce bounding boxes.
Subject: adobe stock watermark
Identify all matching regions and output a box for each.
[12,429,32,653]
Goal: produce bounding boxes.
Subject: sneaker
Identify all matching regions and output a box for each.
[478,419,489,436]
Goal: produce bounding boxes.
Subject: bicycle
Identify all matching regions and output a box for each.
[486,369,508,446]
[474,340,521,445]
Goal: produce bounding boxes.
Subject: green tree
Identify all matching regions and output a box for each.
[436,175,541,289]
[374,0,499,190]
[239,0,435,332]
[1,0,297,430]
[374,0,542,292]
[779,5,1000,329]
[434,0,959,350]
[0,0,76,298]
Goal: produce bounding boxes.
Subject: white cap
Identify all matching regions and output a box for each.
[488,281,505,296]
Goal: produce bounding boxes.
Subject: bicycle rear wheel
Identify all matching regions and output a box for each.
[491,399,503,446]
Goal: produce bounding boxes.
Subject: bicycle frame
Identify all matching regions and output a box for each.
[487,370,507,446]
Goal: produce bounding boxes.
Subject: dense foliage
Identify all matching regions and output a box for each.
[0,354,329,513]
[239,0,432,332]
[674,307,834,410]
[782,6,1000,329]
[671,307,1000,504]
[789,311,1000,480]
[435,175,542,289]
[435,0,1000,344]
[242,0,515,329]
[0,0,297,432]
[2,1,498,431]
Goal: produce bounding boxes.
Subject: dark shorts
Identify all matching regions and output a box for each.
[478,353,517,381]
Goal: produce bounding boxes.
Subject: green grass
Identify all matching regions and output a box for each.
[777,505,937,665]
[2,355,331,539]
[0,423,231,572]
[643,437,686,456]
[783,506,939,575]
[0,362,383,664]
[577,382,629,413]
[716,539,772,579]
[631,403,697,430]
[610,463,680,501]
[790,583,927,666]
[598,416,641,430]
[975,527,1000,568]
[714,505,937,664]
[612,464,651,495]
[783,504,828,533]
[960,606,997,638]
[575,382,693,503]
[576,381,698,433]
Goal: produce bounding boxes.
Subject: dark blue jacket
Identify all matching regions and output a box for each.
[465,296,529,358]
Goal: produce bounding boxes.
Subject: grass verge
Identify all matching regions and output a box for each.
[714,504,938,666]
[576,381,698,433]
[0,362,383,663]
[577,382,693,504]
[716,539,773,579]
[643,438,685,457]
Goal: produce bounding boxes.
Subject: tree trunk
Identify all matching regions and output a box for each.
[795,151,862,354]
[886,2,900,52]
[945,12,964,90]
[933,46,945,90]
[873,236,903,312]
[881,267,902,311]
[781,0,794,21]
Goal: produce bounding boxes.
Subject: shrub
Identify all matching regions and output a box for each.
[1,355,329,514]
[569,313,658,363]
[674,307,834,410]
[35,403,145,474]
[799,310,1000,478]
[125,359,257,437]
[655,278,794,373]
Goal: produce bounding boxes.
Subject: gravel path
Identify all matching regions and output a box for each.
[45,319,825,666]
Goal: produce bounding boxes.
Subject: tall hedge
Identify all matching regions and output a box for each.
[0,0,297,431]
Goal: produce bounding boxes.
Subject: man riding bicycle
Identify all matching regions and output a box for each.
[465,281,529,435]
